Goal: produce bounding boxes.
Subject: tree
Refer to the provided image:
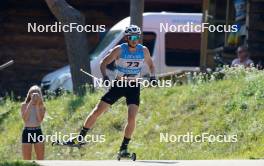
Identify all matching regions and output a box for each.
[130,0,144,43]
[45,0,92,96]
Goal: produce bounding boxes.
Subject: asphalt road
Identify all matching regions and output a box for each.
[36,160,264,166]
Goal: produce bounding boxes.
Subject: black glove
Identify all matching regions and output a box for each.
[149,76,158,86]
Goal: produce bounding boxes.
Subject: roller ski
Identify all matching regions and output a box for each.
[51,137,86,149]
[117,149,136,161]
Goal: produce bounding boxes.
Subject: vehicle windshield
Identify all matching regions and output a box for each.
[91,30,123,59]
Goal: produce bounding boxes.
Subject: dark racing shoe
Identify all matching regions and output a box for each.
[118,149,130,157]
[117,149,137,161]
[64,136,82,146]
[52,136,87,149]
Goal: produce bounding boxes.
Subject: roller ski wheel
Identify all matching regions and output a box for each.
[131,153,136,161]
[117,149,136,161]
[117,154,121,161]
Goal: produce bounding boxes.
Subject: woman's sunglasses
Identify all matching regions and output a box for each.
[128,35,140,41]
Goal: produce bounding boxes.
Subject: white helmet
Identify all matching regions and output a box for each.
[124,25,141,35]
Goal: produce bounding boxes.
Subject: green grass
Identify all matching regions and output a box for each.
[0,161,39,166]
[0,67,263,160]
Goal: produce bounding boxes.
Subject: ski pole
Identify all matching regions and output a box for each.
[0,60,14,71]
[80,68,100,80]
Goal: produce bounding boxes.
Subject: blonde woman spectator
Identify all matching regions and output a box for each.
[21,85,46,160]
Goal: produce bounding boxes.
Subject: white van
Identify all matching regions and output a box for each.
[41,12,202,92]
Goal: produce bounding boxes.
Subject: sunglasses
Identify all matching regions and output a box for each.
[128,35,140,41]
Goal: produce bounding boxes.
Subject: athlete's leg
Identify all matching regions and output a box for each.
[120,104,139,152]
[83,100,110,129]
[119,82,140,153]
[124,104,139,138]
[68,101,110,144]
[69,84,123,145]
[84,83,124,129]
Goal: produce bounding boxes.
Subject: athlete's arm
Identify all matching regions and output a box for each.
[143,47,155,76]
[100,46,120,77]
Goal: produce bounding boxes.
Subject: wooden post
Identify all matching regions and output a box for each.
[200,0,209,71]
[45,0,93,96]
[130,0,144,43]
[224,0,230,46]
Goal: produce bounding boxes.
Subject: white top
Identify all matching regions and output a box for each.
[25,106,41,127]
[231,58,254,67]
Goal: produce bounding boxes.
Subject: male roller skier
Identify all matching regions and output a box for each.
[68,25,156,156]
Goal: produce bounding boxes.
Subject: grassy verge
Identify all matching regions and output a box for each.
[0,161,39,166]
[0,67,263,160]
